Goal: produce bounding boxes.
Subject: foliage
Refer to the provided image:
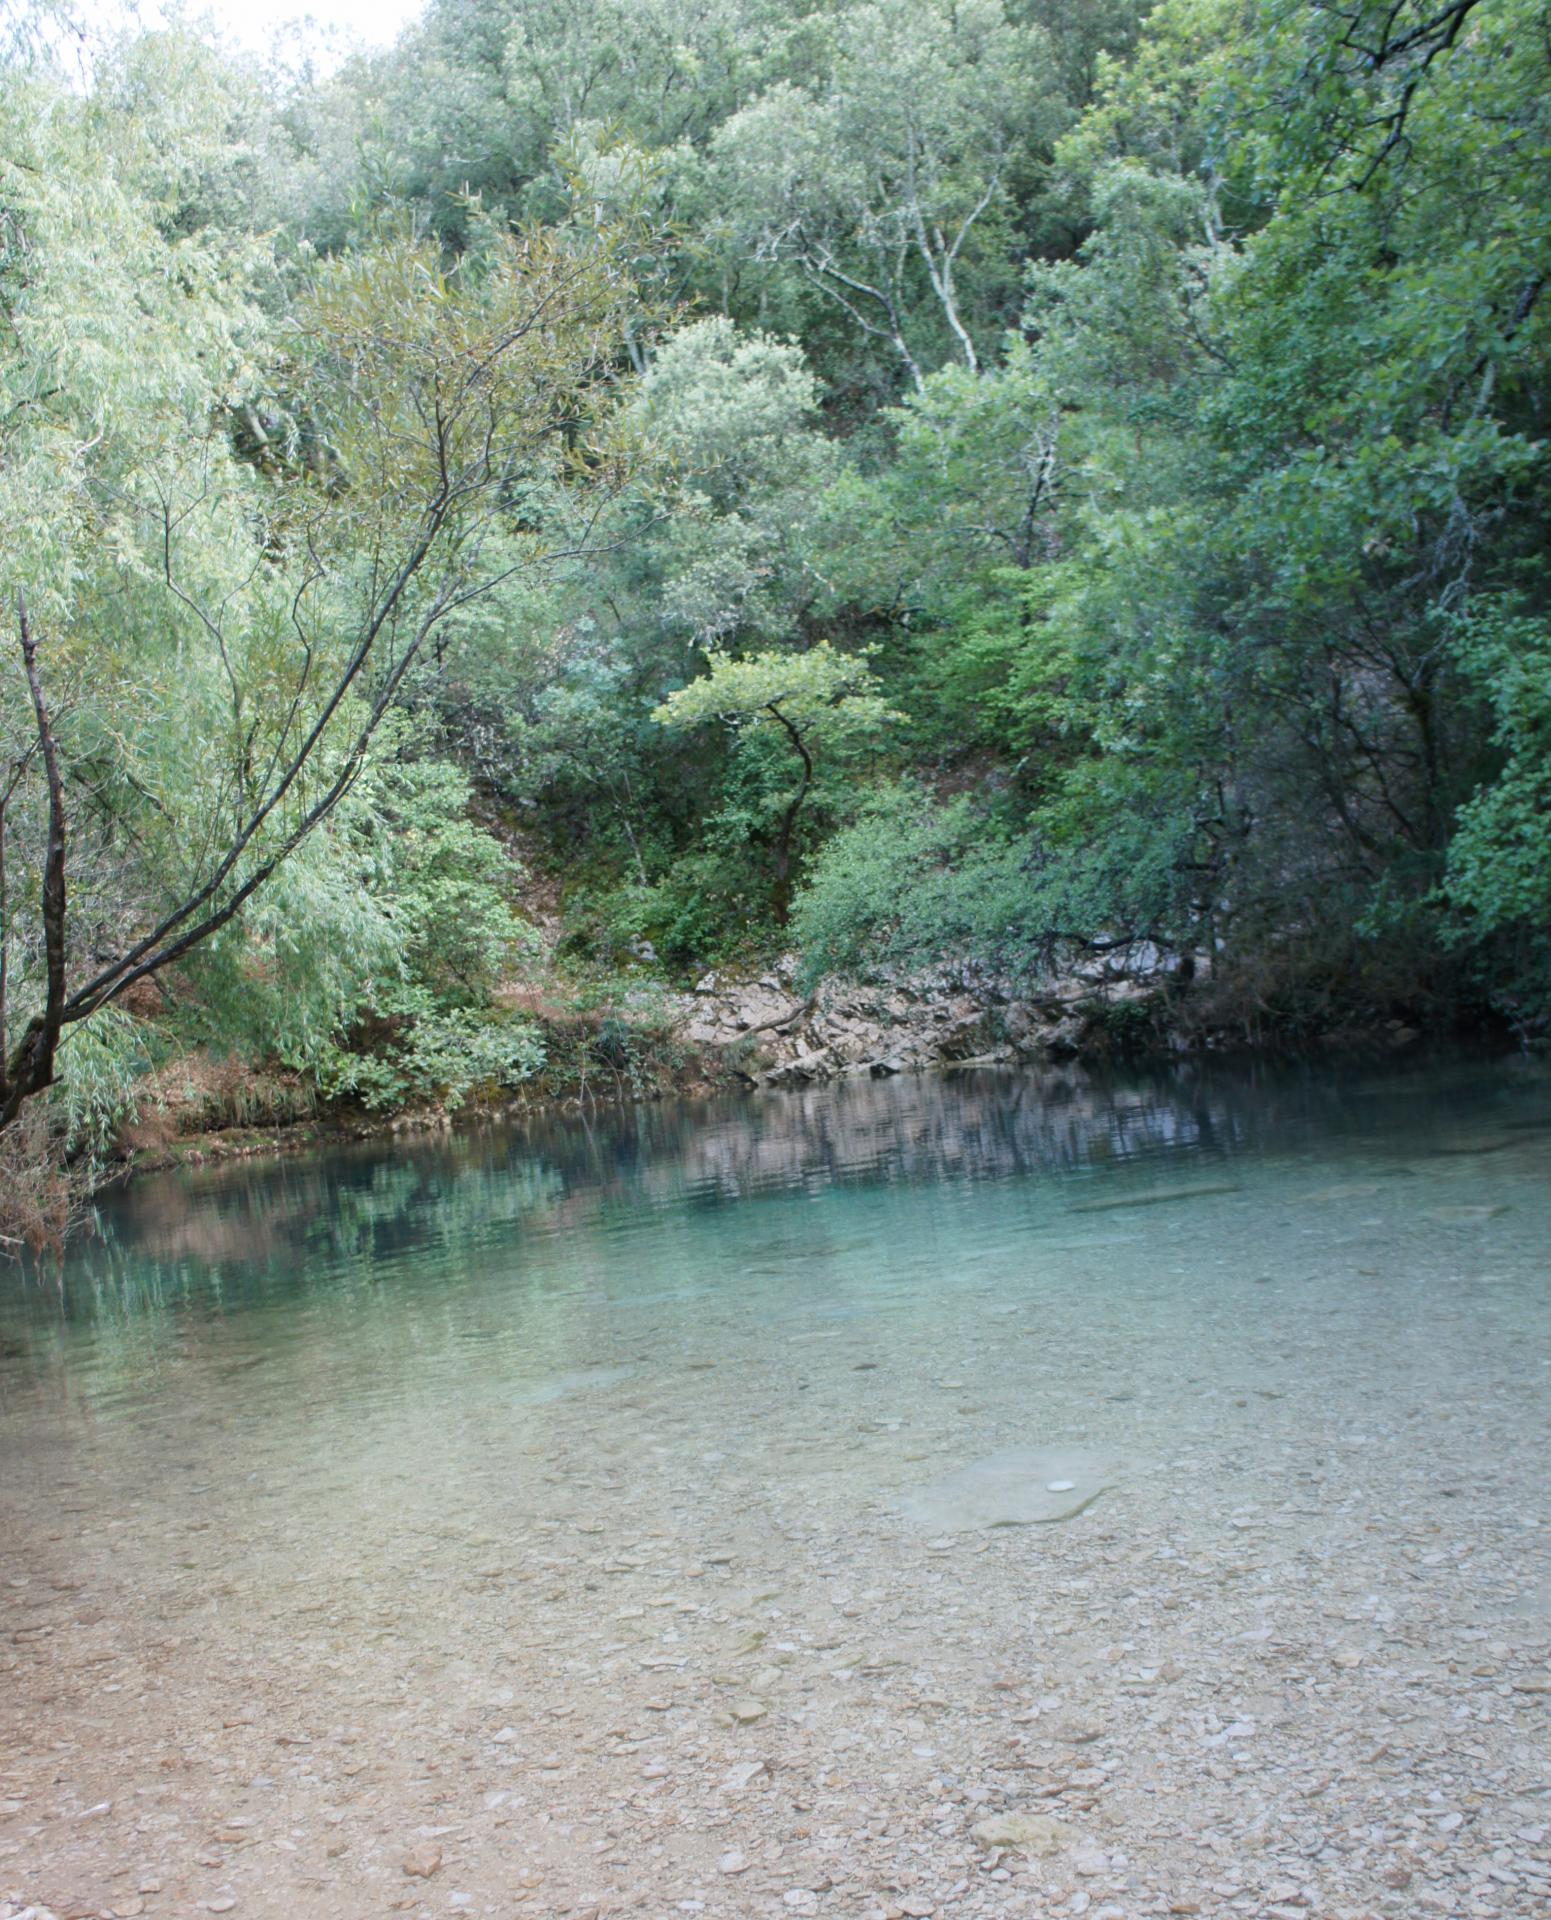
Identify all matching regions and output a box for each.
[1443,603,1551,935]
[1,25,640,1142]
[653,643,899,917]
[314,755,546,1110]
[653,642,894,737]
[791,787,1031,980]
[49,1009,151,1161]
[322,1007,547,1113]
[792,776,1205,983]
[5,0,1551,1190]
[711,0,1068,388]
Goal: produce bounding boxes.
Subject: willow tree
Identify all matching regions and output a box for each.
[0,33,642,1136]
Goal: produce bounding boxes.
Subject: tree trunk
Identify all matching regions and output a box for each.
[765,701,814,927]
[0,595,69,1132]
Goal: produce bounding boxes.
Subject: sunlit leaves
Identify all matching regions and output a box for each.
[652,641,896,739]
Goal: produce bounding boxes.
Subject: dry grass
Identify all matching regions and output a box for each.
[127,1052,317,1143]
[0,1108,89,1259]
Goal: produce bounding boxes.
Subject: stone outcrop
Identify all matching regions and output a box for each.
[670,945,1199,1088]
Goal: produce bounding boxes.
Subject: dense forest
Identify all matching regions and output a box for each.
[1,0,1548,1214]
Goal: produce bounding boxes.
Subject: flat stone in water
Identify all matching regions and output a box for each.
[971,1812,1076,1856]
[898,1448,1124,1531]
[511,1366,634,1407]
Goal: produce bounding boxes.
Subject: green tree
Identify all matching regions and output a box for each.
[713,0,1066,390]
[653,644,898,920]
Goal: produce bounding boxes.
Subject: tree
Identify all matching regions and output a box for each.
[712,0,1066,390]
[626,316,838,648]
[0,41,641,1137]
[652,644,897,919]
[877,338,1060,579]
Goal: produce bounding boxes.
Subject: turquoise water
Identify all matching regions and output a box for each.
[4,1054,1550,1452]
[7,1049,1550,1354]
[2,1053,1549,1918]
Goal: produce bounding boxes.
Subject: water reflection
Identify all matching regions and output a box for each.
[3,1050,1548,1346]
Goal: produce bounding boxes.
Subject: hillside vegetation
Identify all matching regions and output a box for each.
[2,0,1548,1213]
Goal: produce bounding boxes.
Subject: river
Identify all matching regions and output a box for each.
[2,1052,1549,1919]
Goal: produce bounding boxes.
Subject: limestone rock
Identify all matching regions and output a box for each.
[667,945,1194,1082]
[899,1447,1126,1531]
[971,1812,1076,1856]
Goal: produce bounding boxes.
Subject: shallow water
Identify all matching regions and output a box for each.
[3,1052,1550,1919]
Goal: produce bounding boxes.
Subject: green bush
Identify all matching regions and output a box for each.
[792,786,1034,982]
[316,754,546,1108]
[322,1007,546,1112]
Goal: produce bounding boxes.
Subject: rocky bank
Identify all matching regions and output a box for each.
[668,945,1197,1089]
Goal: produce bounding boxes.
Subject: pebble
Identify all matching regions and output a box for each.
[402,1842,443,1877]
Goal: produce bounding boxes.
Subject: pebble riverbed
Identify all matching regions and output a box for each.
[2,1060,1549,1920]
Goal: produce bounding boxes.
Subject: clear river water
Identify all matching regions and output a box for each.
[2,1052,1549,1920]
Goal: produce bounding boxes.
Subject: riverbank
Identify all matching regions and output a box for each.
[108,942,1457,1188]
